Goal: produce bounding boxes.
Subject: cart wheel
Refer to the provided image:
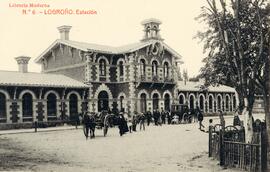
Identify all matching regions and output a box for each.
[103,126,108,137]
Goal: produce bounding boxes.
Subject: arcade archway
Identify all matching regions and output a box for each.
[98,91,109,112]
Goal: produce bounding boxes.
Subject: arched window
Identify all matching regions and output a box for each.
[22,93,33,122]
[153,93,159,110]
[69,94,78,118]
[119,61,124,77]
[47,93,57,119]
[225,96,230,111]
[0,93,6,121]
[140,93,147,113]
[164,62,169,79]
[120,95,124,112]
[140,59,146,76]
[217,96,222,110]
[189,95,195,110]
[152,61,158,76]
[199,95,204,110]
[99,59,106,76]
[98,91,109,112]
[164,93,170,112]
[179,95,184,105]
[209,96,213,111]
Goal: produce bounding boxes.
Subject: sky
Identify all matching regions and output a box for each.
[0,0,207,77]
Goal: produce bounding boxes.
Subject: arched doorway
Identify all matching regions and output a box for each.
[189,95,195,110]
[98,91,109,112]
[209,95,213,112]
[225,96,230,111]
[69,94,78,118]
[217,95,222,111]
[152,93,159,110]
[119,95,124,112]
[164,93,170,112]
[47,93,57,120]
[140,93,147,113]
[179,94,184,105]
[22,93,33,122]
[199,95,204,111]
[0,93,6,122]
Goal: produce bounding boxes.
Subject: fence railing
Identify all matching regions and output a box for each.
[223,141,260,171]
[209,123,267,172]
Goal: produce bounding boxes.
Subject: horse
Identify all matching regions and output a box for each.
[82,112,96,139]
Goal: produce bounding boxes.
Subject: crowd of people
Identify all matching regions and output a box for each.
[110,106,206,137]
[81,106,207,138]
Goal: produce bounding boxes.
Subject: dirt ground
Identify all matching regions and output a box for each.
[0,117,247,172]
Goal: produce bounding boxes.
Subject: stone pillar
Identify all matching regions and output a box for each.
[33,100,39,122]
[5,99,11,124]
[78,99,83,114]
[147,99,153,112]
[159,99,164,111]
[85,52,92,83]
[17,99,23,123]
[205,101,208,113]
[65,100,70,118]
[205,93,209,113]
[146,66,152,81]
[87,84,93,112]
[35,99,45,122]
[92,99,97,113]
[56,99,62,120]
[128,54,136,114]
[158,66,163,81]
[81,100,88,113]
[186,92,190,108]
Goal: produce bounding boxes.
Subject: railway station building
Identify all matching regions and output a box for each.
[34,18,236,115]
[0,19,237,125]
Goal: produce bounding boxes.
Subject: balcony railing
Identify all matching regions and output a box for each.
[136,75,174,83]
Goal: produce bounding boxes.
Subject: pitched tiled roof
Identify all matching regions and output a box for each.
[177,81,235,93]
[35,39,183,63]
[0,70,88,88]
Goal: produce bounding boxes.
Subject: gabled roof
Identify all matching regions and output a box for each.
[35,39,183,63]
[177,81,235,93]
[0,70,88,88]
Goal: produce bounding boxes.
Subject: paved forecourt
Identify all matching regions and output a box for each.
[0,117,247,172]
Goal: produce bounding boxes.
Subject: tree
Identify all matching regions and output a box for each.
[196,0,270,145]
[197,0,270,169]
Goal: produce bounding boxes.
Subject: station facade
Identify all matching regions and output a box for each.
[34,18,236,115]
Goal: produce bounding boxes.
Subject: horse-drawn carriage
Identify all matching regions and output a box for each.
[170,103,194,124]
[82,111,114,138]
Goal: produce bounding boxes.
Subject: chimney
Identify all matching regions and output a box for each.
[15,56,31,73]
[57,25,72,40]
